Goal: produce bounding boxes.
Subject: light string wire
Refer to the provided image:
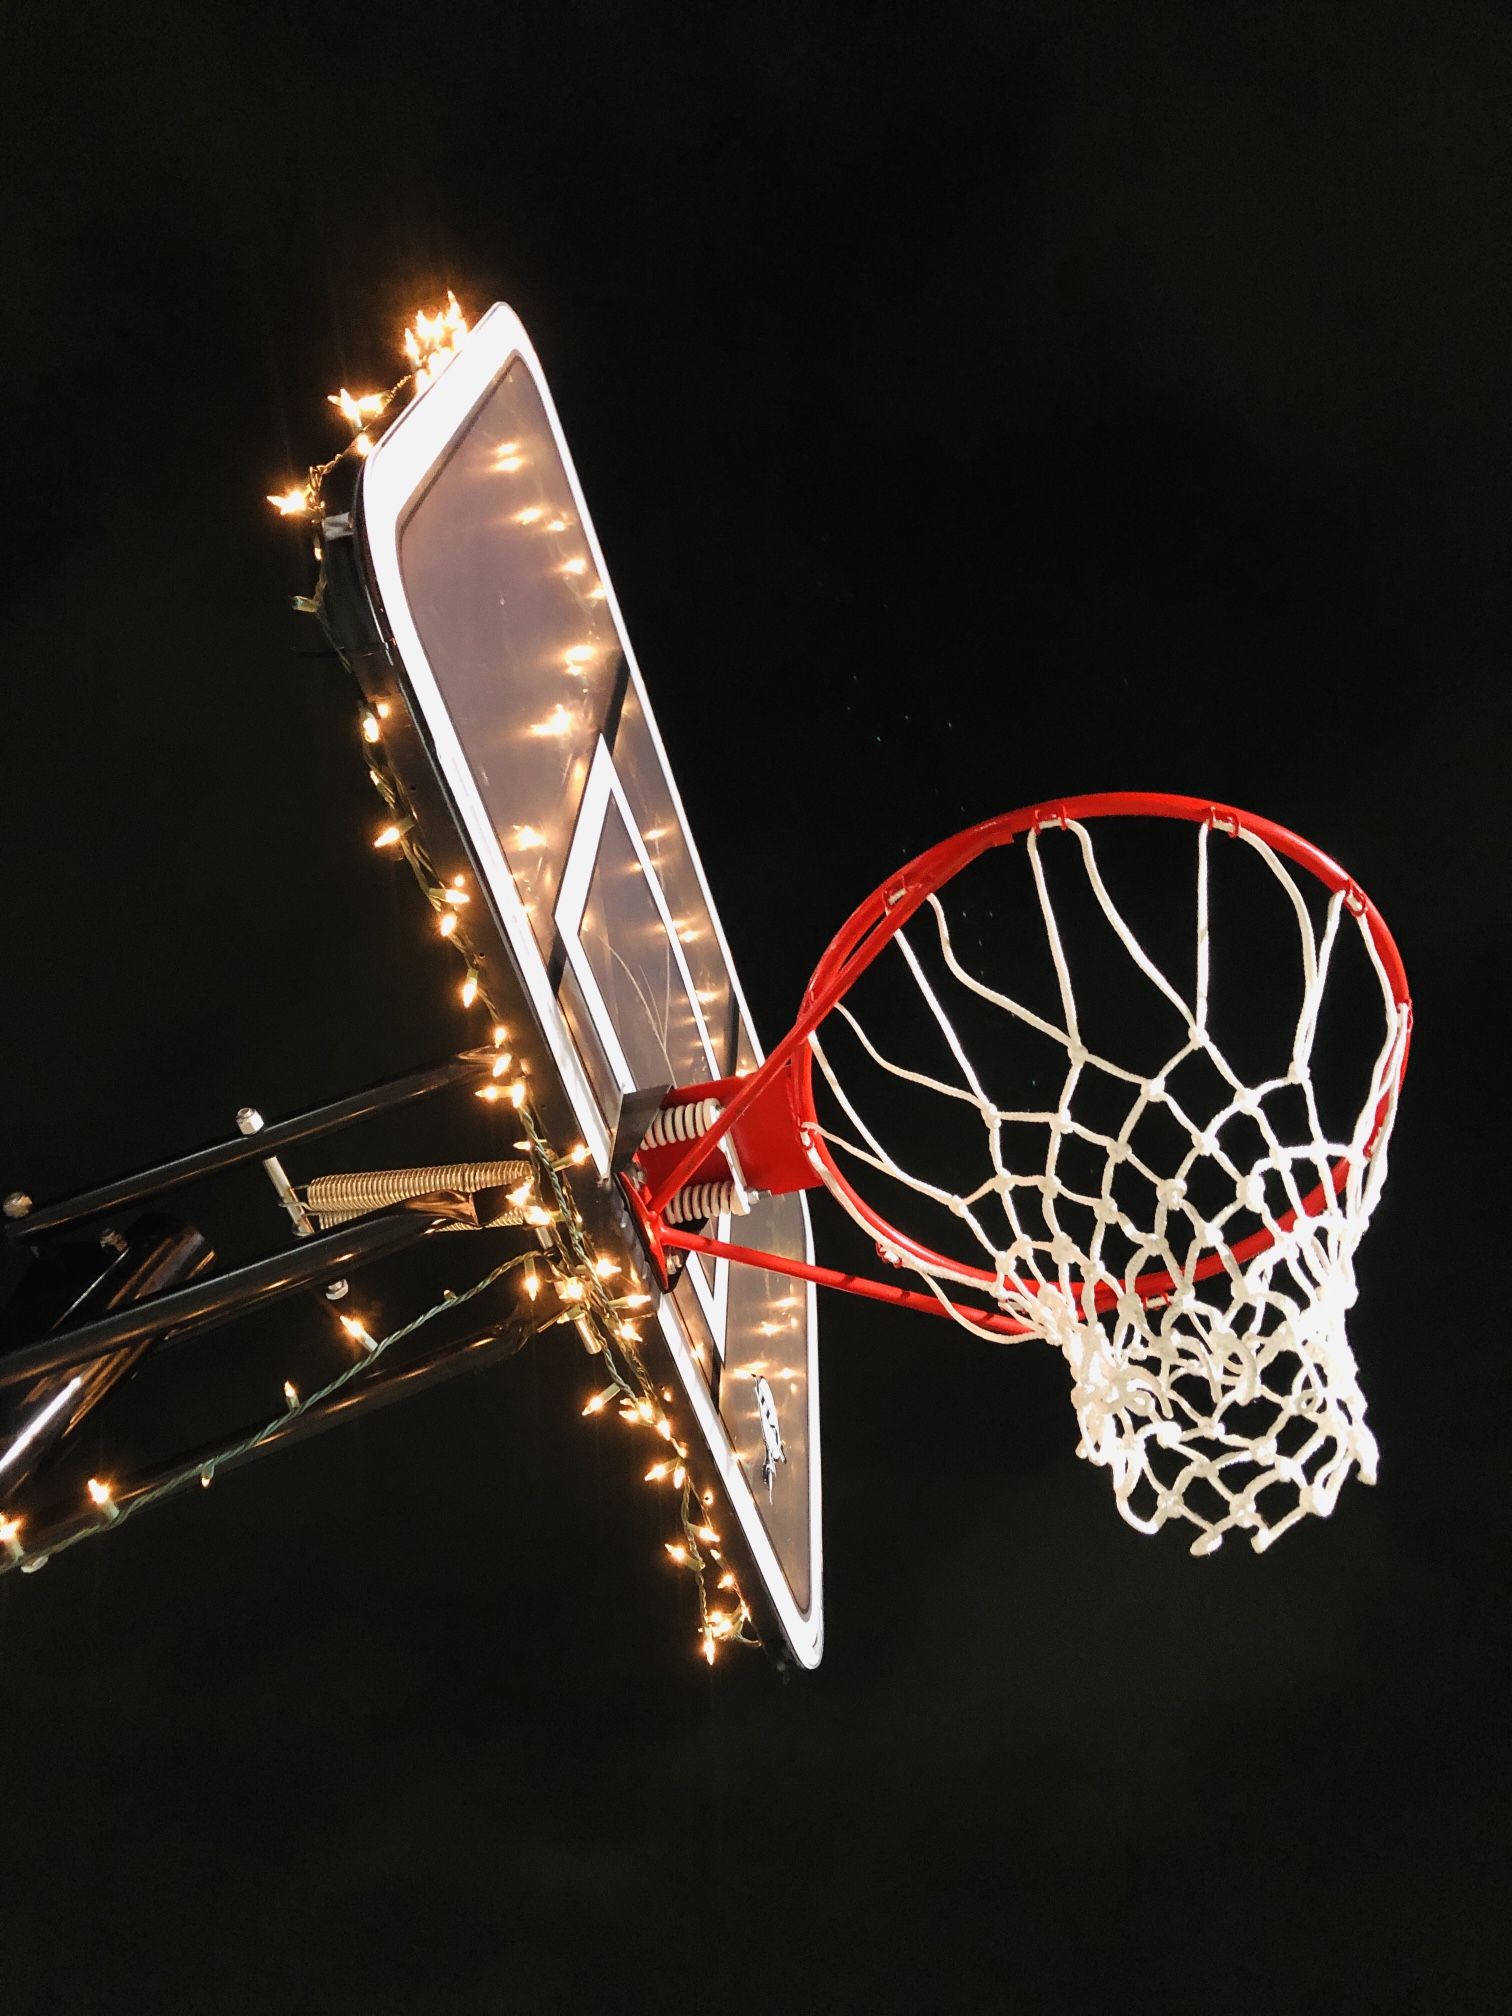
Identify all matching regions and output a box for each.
[274,293,755,1660]
[1,1250,538,1577]
[1,295,760,1664]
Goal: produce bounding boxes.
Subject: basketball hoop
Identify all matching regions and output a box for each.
[627,793,1411,1557]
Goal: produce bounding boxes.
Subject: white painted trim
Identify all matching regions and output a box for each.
[553,737,721,1096]
[553,739,734,1363]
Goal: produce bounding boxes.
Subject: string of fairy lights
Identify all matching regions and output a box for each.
[0,295,757,1666]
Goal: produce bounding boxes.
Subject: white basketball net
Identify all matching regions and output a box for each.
[809,818,1408,1556]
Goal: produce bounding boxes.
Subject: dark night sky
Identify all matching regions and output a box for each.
[2,5,1509,2010]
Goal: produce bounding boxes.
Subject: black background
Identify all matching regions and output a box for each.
[2,6,1508,2011]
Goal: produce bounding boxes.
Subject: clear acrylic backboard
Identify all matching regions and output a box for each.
[356,305,822,1666]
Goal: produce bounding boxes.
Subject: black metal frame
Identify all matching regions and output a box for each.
[0,1053,526,1559]
[4,1055,491,1244]
[5,1302,533,1570]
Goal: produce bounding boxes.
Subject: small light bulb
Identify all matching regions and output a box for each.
[0,1515,22,1557]
[665,1542,689,1565]
[438,911,459,938]
[283,1381,299,1408]
[672,1465,687,1489]
[339,1315,378,1353]
[492,1023,509,1046]
[569,1143,590,1166]
[645,1461,671,1482]
[354,432,374,457]
[593,1256,620,1280]
[564,644,595,665]
[702,1635,717,1666]
[375,700,392,720]
[475,1084,504,1103]
[461,970,480,1008]
[87,1478,113,1507]
[490,1052,513,1078]
[374,823,405,849]
[696,1525,719,1545]
[656,1418,673,1442]
[509,1080,527,1109]
[523,1268,540,1302]
[361,712,381,743]
[559,1280,585,1303]
[717,1571,737,1590]
[620,1291,652,1309]
[582,1385,617,1416]
[515,505,544,525]
[266,486,311,516]
[329,388,386,426]
[560,557,587,576]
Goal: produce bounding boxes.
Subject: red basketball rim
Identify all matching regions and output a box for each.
[788,792,1412,1316]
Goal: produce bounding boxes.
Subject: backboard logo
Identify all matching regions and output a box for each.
[753,1376,786,1500]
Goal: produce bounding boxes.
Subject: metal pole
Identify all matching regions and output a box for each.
[0,1311,537,1574]
[0,1210,450,1391]
[0,1215,211,1500]
[5,1056,494,1242]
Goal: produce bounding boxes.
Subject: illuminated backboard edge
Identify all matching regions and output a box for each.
[349,305,823,1667]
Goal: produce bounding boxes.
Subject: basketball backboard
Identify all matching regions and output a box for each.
[345,304,822,1667]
